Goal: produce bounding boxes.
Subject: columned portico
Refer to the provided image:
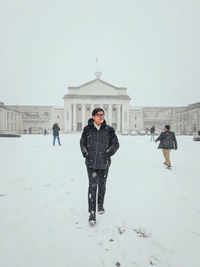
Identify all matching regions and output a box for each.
[63,74,130,133]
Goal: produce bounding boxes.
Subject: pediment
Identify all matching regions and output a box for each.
[68,79,127,96]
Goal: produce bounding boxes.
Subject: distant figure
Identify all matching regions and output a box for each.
[80,108,119,225]
[155,125,177,170]
[44,129,47,135]
[150,126,155,141]
[198,130,200,136]
[52,123,61,146]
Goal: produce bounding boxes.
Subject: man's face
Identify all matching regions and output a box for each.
[92,111,105,126]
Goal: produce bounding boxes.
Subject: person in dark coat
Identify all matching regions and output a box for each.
[80,108,119,224]
[150,125,155,141]
[155,125,177,169]
[52,123,61,146]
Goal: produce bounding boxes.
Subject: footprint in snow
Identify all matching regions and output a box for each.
[133,227,151,238]
[118,227,125,235]
[150,256,158,265]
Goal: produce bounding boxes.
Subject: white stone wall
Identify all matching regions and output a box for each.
[49,107,64,133]
[172,105,200,135]
[129,108,144,132]
[0,106,22,134]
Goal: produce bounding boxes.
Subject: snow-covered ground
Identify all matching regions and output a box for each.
[0,134,200,267]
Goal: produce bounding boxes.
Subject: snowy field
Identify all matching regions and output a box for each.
[0,134,200,267]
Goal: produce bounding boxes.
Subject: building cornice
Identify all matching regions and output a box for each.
[63,94,131,100]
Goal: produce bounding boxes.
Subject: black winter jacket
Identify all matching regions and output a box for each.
[52,124,60,136]
[80,118,119,169]
[150,126,155,134]
[155,130,177,150]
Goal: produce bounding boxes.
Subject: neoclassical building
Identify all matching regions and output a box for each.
[0,73,199,135]
[63,72,131,133]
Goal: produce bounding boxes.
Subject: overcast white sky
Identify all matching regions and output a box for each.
[0,0,199,107]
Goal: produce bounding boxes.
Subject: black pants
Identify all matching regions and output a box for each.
[87,168,109,213]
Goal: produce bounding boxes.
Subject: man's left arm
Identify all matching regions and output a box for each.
[173,133,178,150]
[106,129,119,157]
[80,128,89,157]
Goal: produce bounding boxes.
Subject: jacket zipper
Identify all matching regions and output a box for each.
[94,129,99,169]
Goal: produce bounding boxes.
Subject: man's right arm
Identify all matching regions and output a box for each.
[155,132,163,142]
[80,128,88,158]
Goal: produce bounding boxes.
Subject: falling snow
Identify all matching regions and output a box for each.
[0,134,200,267]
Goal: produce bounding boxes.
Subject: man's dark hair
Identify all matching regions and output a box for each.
[92,108,104,116]
[165,125,170,130]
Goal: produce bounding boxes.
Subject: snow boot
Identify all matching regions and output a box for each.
[166,166,172,170]
[89,211,96,225]
[98,205,105,215]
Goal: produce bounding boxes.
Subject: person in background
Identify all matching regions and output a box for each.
[150,125,155,141]
[80,108,119,225]
[52,123,61,146]
[155,125,177,170]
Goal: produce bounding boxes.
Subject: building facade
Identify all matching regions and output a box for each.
[0,74,199,135]
[0,103,64,134]
[63,73,131,133]
[172,102,200,135]
[0,102,22,133]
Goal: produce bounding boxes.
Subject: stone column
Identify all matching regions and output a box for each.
[64,102,72,132]
[91,104,94,116]
[73,103,77,132]
[117,104,121,132]
[8,112,10,131]
[126,104,130,133]
[108,104,112,126]
[82,104,85,130]
[0,110,2,131]
[4,110,6,132]
[122,105,125,133]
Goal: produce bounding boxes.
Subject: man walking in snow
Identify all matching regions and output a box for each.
[52,123,61,146]
[150,125,155,141]
[155,125,177,169]
[80,108,119,224]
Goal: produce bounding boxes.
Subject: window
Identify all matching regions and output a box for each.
[44,112,49,116]
[57,115,59,119]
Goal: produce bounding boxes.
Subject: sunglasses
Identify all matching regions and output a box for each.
[95,114,105,118]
